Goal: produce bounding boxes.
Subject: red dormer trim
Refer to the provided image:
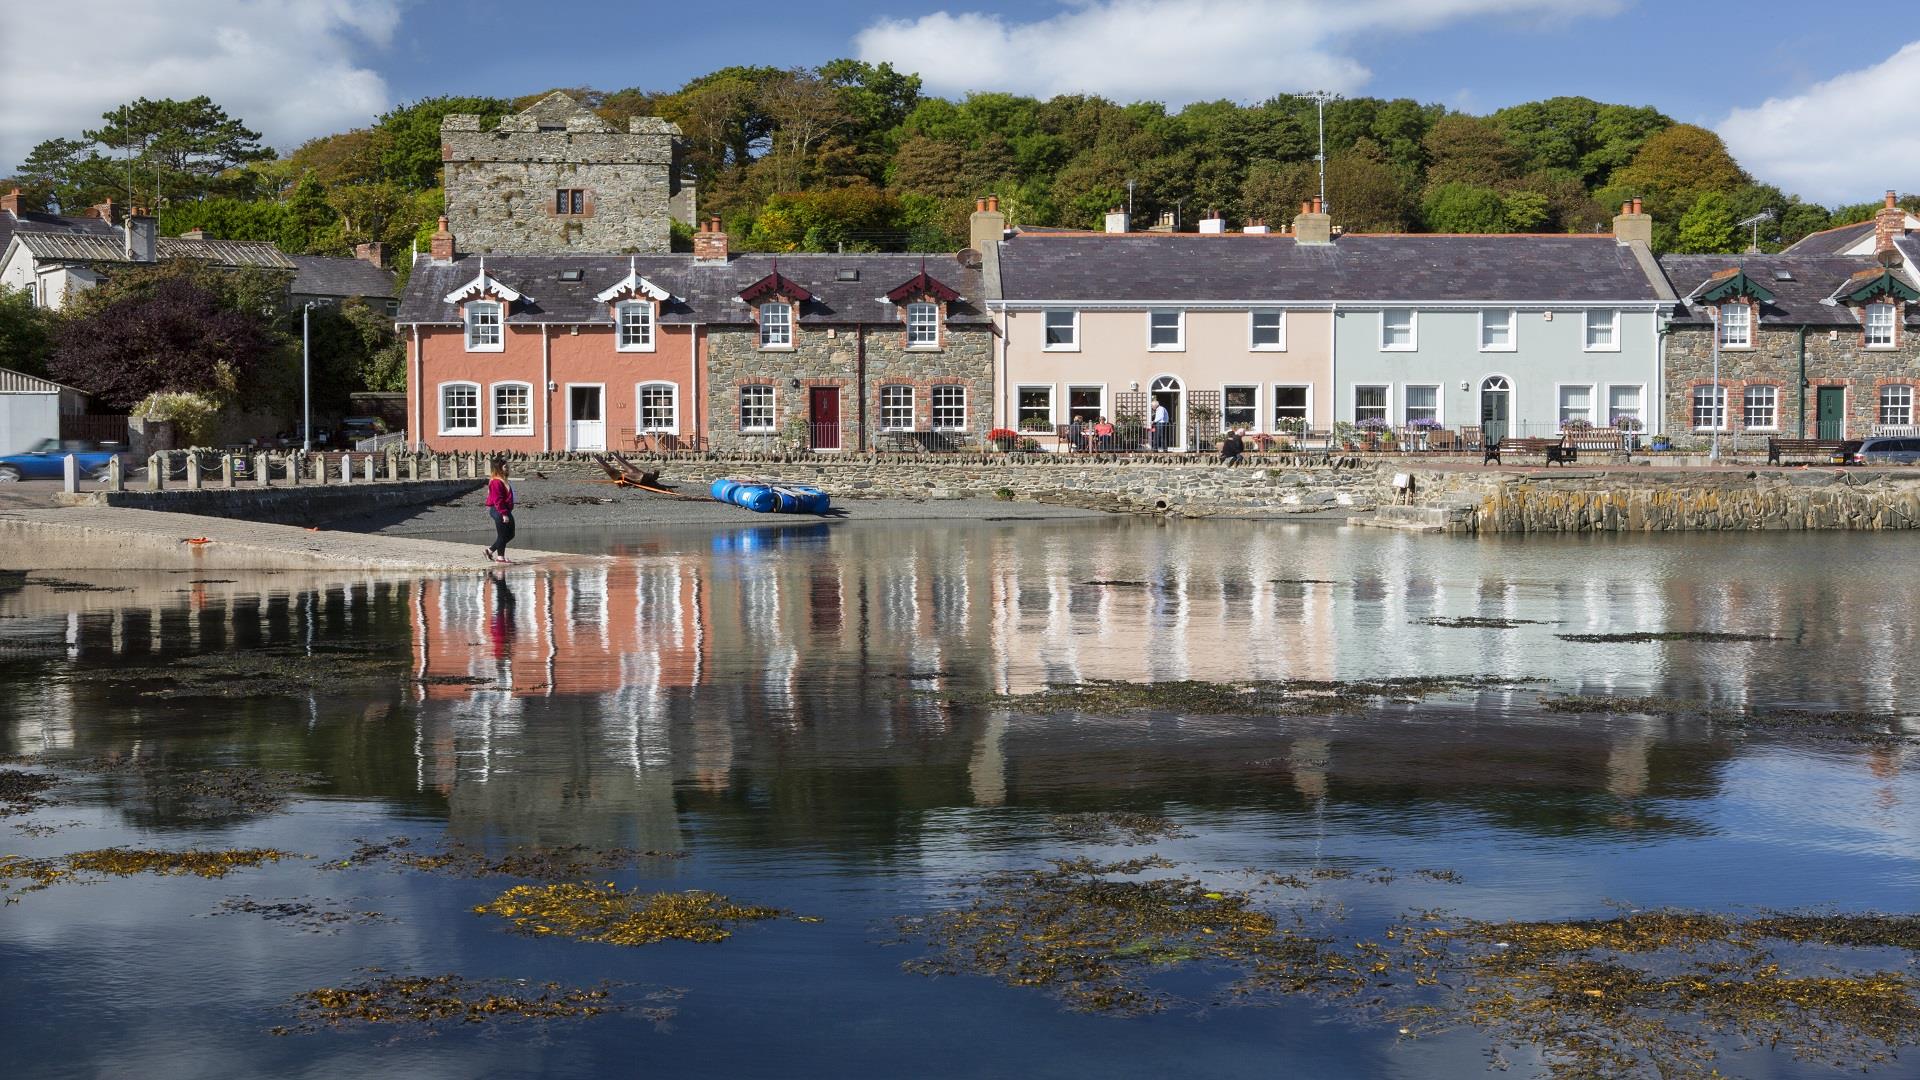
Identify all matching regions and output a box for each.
[885,268,961,304]
[737,267,813,306]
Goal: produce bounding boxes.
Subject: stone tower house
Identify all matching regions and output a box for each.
[440,92,692,254]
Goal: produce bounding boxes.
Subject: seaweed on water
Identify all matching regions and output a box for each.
[948,675,1530,718]
[63,645,487,699]
[1539,696,1908,738]
[0,770,57,817]
[10,756,321,818]
[0,847,303,898]
[208,895,392,934]
[1555,631,1781,644]
[1417,617,1544,630]
[1049,812,1190,846]
[1078,580,1150,588]
[473,883,809,946]
[274,973,660,1036]
[335,836,682,878]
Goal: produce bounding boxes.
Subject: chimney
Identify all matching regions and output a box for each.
[123,215,156,263]
[1873,190,1906,267]
[180,227,209,241]
[1612,197,1652,246]
[88,198,115,223]
[968,195,1006,253]
[1148,210,1177,233]
[1104,208,1130,234]
[355,242,386,270]
[429,216,455,262]
[693,215,729,264]
[1293,196,1332,245]
[1198,209,1226,234]
[0,187,22,218]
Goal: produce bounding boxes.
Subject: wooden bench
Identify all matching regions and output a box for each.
[1485,437,1576,466]
[1566,430,1626,455]
[1767,437,1846,465]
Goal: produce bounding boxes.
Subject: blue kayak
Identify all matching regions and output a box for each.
[710,479,831,515]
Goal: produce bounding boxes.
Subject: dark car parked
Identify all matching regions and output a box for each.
[1845,437,1920,465]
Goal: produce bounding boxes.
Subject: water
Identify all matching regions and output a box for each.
[2,519,1916,1078]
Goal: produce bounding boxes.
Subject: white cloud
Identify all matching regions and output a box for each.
[0,1,400,175]
[854,0,1621,104]
[1718,40,1920,206]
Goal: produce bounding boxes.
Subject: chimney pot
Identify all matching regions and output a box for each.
[1888,190,1899,209]
[976,198,985,213]
[694,216,730,263]
[969,195,1007,252]
[429,215,455,261]
[987,195,999,213]
[1293,199,1332,245]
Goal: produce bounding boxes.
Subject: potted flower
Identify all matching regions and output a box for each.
[1274,416,1307,450]
[1562,418,1593,434]
[1613,414,1643,451]
[987,427,1018,452]
[1331,420,1357,450]
[1251,432,1274,452]
[1356,416,1388,448]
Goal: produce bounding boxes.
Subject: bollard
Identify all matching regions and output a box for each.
[185,454,202,490]
[340,454,354,484]
[429,456,442,481]
[385,455,398,482]
[254,452,270,488]
[106,455,124,493]
[285,455,300,486]
[312,455,326,484]
[63,453,79,495]
[406,455,418,481]
[220,454,235,489]
[362,454,376,483]
[146,454,164,491]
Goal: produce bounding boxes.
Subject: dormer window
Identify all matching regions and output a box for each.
[1718,304,1751,348]
[1866,303,1896,348]
[907,302,939,347]
[616,301,655,351]
[465,301,503,352]
[759,302,792,348]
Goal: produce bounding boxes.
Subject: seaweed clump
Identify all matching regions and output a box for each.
[953,675,1527,718]
[1048,812,1190,846]
[1539,696,1907,739]
[335,836,682,878]
[1555,631,1780,644]
[275,973,651,1035]
[209,895,391,934]
[1416,616,1542,629]
[0,847,301,898]
[64,644,488,700]
[0,770,57,816]
[473,883,807,946]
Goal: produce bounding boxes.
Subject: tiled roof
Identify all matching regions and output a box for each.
[7,229,295,269]
[0,367,84,394]
[1658,254,1920,327]
[0,209,117,256]
[290,254,394,299]
[992,233,1664,304]
[395,252,989,327]
[1778,221,1877,255]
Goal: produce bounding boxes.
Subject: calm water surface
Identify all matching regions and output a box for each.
[2,519,1916,1079]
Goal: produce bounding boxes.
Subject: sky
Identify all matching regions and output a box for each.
[3,0,1915,206]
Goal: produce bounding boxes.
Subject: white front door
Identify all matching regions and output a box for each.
[568,385,605,451]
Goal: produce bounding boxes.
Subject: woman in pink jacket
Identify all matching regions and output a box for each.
[484,459,515,563]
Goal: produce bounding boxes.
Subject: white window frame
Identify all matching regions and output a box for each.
[1065,384,1106,423]
[439,381,481,436]
[906,302,941,349]
[464,301,503,353]
[1865,303,1896,349]
[616,300,656,352]
[1403,383,1442,426]
[758,301,793,349]
[879,384,915,431]
[931,384,966,431]
[1249,309,1286,351]
[1478,309,1516,352]
[1272,384,1312,431]
[1351,383,1391,425]
[637,381,677,433]
[1555,382,1596,428]
[1147,309,1185,352]
[1717,304,1751,349]
[1222,384,1260,432]
[1604,383,1645,429]
[1742,384,1779,431]
[1583,308,1620,352]
[740,384,776,433]
[1691,385,1728,432]
[490,381,533,436]
[1880,384,1914,427]
[1016,384,1056,430]
[1379,308,1417,351]
[1042,309,1079,352]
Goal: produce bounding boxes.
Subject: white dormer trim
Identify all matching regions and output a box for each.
[595,258,674,304]
[443,258,525,305]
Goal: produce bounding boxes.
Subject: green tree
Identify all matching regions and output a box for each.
[1611,124,1748,219]
[85,96,272,207]
[1673,192,1740,254]
[1422,115,1519,189]
[1500,190,1552,232]
[372,96,512,191]
[0,286,58,377]
[1423,183,1508,233]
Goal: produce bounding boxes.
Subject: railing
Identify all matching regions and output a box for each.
[354,430,406,453]
[1871,424,1919,437]
[808,422,842,451]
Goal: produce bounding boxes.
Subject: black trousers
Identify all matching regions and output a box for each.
[489,508,515,556]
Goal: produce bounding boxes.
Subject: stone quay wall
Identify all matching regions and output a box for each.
[69,479,485,527]
[1407,468,1920,532]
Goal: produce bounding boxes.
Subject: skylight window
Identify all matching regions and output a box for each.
[559,269,584,282]
[836,268,859,281]
[1772,269,1793,282]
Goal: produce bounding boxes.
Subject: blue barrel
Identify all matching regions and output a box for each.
[709,478,737,502]
[784,485,831,514]
[735,485,778,513]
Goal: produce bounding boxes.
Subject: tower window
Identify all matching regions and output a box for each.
[555,189,586,215]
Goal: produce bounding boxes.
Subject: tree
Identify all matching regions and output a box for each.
[1424,183,1508,233]
[1673,192,1740,254]
[1422,115,1518,189]
[85,96,272,207]
[302,299,402,410]
[1500,190,1552,232]
[1611,124,1748,219]
[12,137,119,212]
[372,96,513,191]
[0,286,58,377]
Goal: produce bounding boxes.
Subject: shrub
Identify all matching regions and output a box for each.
[133,391,224,446]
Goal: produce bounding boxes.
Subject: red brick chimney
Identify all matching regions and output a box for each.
[87,197,115,223]
[693,216,729,264]
[180,227,209,241]
[0,187,23,218]
[429,216,455,261]
[355,242,386,269]
[1874,190,1906,267]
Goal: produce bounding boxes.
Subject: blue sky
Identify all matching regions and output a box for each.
[7,1,1917,205]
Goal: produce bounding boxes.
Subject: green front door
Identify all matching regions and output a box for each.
[1817,387,1845,440]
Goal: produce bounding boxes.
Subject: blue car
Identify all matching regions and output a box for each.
[0,439,124,483]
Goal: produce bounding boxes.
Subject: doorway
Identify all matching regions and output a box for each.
[567,384,605,451]
[809,386,841,450]
[1817,386,1845,440]
[1150,375,1183,451]
[1480,375,1512,444]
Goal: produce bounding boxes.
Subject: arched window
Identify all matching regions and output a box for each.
[637,382,678,432]
[1481,375,1511,392]
[1151,375,1183,393]
[439,382,481,435]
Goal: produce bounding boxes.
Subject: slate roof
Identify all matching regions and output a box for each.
[992,233,1664,304]
[6,229,295,269]
[0,209,116,256]
[290,254,395,300]
[1778,221,1878,256]
[1658,254,1920,327]
[395,253,988,327]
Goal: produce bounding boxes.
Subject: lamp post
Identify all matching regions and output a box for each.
[1708,306,1722,462]
[302,300,319,452]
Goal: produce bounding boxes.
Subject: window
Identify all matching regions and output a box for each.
[1017,386,1054,430]
[1479,309,1515,351]
[1584,309,1619,351]
[1250,310,1285,350]
[906,302,940,347]
[616,301,654,351]
[758,302,791,348]
[1148,309,1184,350]
[740,385,776,432]
[1224,386,1258,430]
[492,383,531,435]
[440,383,479,435]
[880,385,915,430]
[639,383,676,431]
[1043,309,1078,350]
[555,188,585,215]
[1557,384,1594,428]
[464,301,502,351]
[1067,386,1104,421]
[1866,303,1896,348]
[1881,385,1914,427]
[1608,385,1643,428]
[1404,385,1439,426]
[1272,385,1309,431]
[1380,309,1416,350]
[932,385,966,430]
[1692,385,1727,431]
[1353,385,1389,424]
[1743,385,1778,430]
[1718,304,1751,348]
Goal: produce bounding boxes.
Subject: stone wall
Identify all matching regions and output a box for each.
[1409,468,1920,532]
[703,324,995,454]
[73,479,484,527]
[1664,325,1920,444]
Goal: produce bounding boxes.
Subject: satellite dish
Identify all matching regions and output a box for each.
[956,248,982,269]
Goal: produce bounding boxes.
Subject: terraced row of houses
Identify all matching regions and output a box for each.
[396,93,1920,455]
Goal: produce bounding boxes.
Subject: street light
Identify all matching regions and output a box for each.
[302,300,320,452]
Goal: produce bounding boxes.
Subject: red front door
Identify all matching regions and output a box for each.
[809,387,840,449]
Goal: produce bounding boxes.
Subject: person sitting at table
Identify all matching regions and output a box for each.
[1220,428,1245,466]
[1092,416,1115,451]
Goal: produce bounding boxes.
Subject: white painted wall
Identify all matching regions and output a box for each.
[0,392,60,454]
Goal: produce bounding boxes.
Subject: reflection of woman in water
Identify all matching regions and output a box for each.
[489,570,517,662]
